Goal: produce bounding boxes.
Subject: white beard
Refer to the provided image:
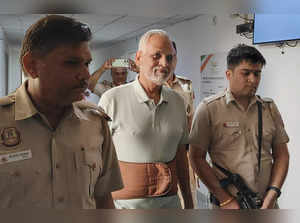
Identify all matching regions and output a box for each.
[146,67,171,85]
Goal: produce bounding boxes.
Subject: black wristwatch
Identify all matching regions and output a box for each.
[266,186,281,198]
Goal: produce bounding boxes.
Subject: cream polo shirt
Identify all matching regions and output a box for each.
[0,82,123,208]
[99,79,189,163]
[189,89,289,196]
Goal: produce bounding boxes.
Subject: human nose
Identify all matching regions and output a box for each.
[248,75,259,86]
[77,65,90,81]
[160,54,171,66]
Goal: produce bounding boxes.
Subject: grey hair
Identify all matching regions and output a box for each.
[138,29,170,51]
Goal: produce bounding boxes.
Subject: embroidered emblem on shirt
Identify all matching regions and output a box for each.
[1,127,21,147]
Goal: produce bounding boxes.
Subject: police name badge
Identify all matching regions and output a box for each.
[223,122,239,128]
[0,150,32,165]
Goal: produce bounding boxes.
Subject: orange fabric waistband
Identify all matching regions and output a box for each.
[112,159,178,200]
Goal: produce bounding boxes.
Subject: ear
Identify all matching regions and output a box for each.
[135,51,142,67]
[225,69,232,81]
[22,52,39,79]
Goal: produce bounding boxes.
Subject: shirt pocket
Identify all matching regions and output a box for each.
[216,127,242,150]
[78,147,102,198]
[0,168,26,207]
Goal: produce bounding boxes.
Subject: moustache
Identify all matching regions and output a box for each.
[154,66,169,74]
[248,85,257,89]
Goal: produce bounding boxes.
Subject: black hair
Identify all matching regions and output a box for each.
[227,44,266,69]
[20,15,92,75]
[172,41,177,54]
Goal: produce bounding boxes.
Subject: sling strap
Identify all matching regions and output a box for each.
[257,101,263,174]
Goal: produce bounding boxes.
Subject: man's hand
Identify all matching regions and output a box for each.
[261,143,289,209]
[176,145,194,209]
[88,58,116,91]
[95,193,115,209]
[100,58,115,71]
[260,190,277,209]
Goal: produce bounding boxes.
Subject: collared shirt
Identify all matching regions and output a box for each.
[99,79,189,163]
[189,89,289,196]
[165,74,195,121]
[99,78,188,208]
[0,82,123,208]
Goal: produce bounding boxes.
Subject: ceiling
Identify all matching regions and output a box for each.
[0,13,202,49]
[0,0,246,49]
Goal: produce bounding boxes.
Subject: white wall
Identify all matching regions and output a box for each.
[93,14,298,208]
[7,45,21,94]
[0,26,8,97]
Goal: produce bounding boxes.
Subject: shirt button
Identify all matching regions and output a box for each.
[58,197,64,203]
[91,163,96,170]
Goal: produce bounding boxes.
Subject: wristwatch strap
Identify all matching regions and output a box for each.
[266,186,281,198]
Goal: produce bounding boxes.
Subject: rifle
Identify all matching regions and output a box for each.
[211,162,263,209]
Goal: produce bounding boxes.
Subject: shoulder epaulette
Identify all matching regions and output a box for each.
[261,97,273,103]
[176,75,192,82]
[74,100,112,121]
[0,95,16,106]
[203,91,225,104]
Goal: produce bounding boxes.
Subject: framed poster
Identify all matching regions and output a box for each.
[200,53,227,100]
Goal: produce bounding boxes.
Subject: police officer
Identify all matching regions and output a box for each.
[189,44,289,209]
[165,41,197,207]
[0,15,123,208]
[88,58,138,97]
[165,41,195,129]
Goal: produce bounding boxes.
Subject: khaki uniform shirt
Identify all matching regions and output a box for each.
[165,74,195,127]
[93,80,116,97]
[0,82,123,208]
[99,79,189,208]
[189,89,289,196]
